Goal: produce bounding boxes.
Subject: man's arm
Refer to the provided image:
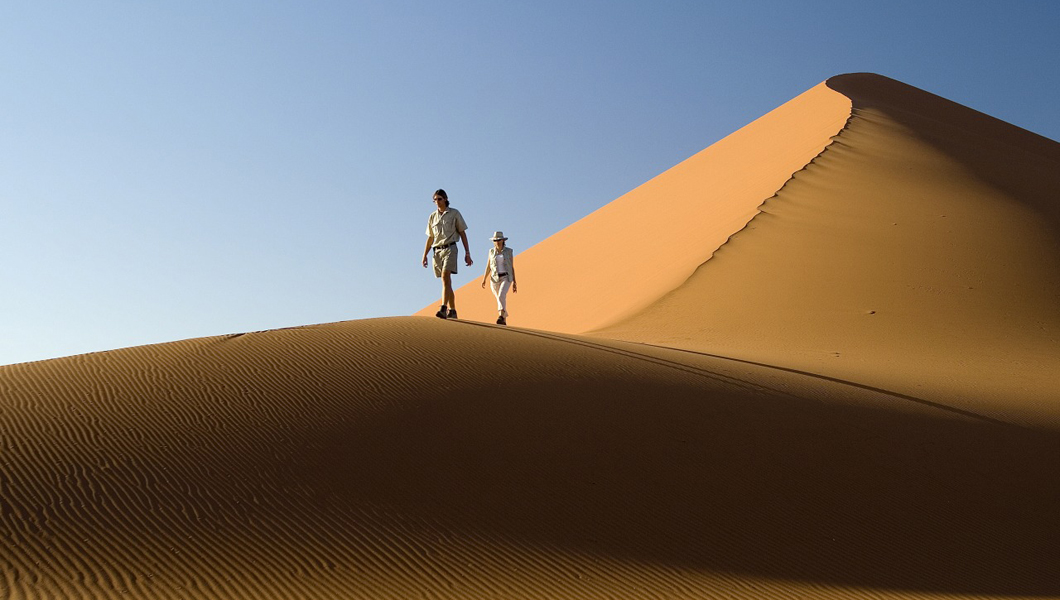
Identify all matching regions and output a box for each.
[422,235,434,268]
[460,230,473,266]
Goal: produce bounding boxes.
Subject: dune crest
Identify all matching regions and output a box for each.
[417,82,851,331]
[597,73,1060,420]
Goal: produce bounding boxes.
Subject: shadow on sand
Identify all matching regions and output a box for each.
[308,326,1060,596]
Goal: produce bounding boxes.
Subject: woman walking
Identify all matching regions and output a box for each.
[480,231,517,325]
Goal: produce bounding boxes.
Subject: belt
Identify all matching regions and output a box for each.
[433,241,456,250]
[497,272,508,277]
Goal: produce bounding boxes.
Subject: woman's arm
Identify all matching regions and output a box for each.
[481,249,492,288]
[509,250,517,292]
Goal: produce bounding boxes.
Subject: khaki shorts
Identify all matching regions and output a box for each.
[432,245,458,277]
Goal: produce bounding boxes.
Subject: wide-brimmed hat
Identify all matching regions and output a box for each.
[489,231,508,241]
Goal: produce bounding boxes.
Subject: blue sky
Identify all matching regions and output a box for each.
[1,0,1058,366]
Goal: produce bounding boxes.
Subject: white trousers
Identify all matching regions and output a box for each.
[490,277,511,316]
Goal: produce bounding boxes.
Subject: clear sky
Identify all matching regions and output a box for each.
[1,0,1058,366]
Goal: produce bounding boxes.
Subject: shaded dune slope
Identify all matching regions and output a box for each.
[417,82,851,331]
[2,317,1059,599]
[598,73,1060,419]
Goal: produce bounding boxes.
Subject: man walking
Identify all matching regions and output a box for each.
[422,189,472,319]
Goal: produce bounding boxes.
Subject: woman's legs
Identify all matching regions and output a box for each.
[490,278,511,318]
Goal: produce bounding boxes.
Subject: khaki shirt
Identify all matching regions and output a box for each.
[426,208,468,248]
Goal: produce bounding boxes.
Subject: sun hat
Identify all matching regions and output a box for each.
[489,231,508,241]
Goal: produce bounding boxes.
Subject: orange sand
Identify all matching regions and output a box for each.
[4,74,1059,599]
[416,81,852,331]
[598,74,1060,426]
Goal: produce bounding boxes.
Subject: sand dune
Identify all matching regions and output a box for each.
[417,81,851,330]
[598,74,1060,424]
[2,318,1058,599]
[4,73,1060,599]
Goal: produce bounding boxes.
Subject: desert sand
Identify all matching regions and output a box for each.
[417,79,853,331]
[596,74,1060,427]
[3,73,1059,599]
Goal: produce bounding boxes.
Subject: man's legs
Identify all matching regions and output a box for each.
[433,247,458,317]
[442,271,456,312]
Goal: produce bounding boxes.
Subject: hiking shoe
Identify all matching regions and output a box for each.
[496,316,506,326]
[435,305,448,319]
[447,309,458,320]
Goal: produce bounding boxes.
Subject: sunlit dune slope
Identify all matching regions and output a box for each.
[417,82,851,330]
[2,317,1058,599]
[597,73,1060,418]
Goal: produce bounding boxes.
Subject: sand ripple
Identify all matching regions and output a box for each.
[2,318,1058,599]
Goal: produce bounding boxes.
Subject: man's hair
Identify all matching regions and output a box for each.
[434,188,449,207]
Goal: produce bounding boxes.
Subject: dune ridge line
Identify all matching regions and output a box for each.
[417,81,853,331]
